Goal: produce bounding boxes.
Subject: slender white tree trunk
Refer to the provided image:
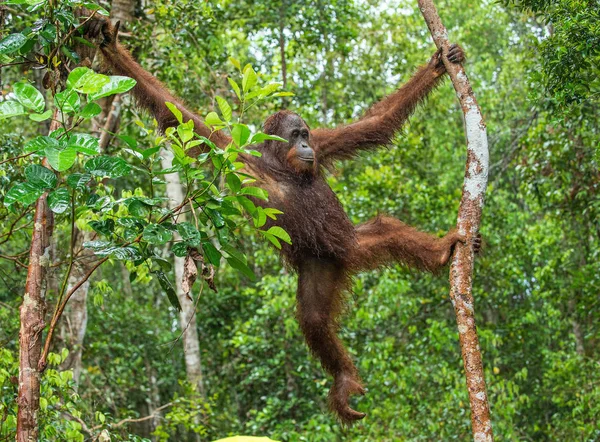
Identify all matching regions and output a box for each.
[161,149,205,396]
[418,1,493,441]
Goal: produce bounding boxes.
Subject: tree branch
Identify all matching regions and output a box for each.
[418,1,493,441]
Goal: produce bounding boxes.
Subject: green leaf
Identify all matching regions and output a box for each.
[4,182,43,207]
[176,222,201,247]
[88,76,136,100]
[177,119,195,143]
[45,147,78,172]
[83,241,142,260]
[226,256,255,280]
[228,57,241,71]
[0,34,27,55]
[143,224,173,245]
[25,164,57,189]
[14,82,45,112]
[261,231,282,249]
[84,156,131,178]
[242,65,258,92]
[66,173,91,190]
[215,96,232,122]
[88,219,115,236]
[226,173,241,193]
[48,188,70,214]
[67,133,100,155]
[250,133,287,144]
[240,186,268,200]
[67,67,110,94]
[253,207,267,228]
[267,226,292,244]
[153,270,181,311]
[29,110,53,121]
[228,77,242,100]
[205,111,224,127]
[80,102,102,118]
[24,136,60,153]
[202,242,221,267]
[165,102,183,124]
[172,242,188,257]
[0,101,26,119]
[54,89,80,113]
[231,124,251,147]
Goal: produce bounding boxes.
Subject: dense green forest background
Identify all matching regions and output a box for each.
[1,0,598,440]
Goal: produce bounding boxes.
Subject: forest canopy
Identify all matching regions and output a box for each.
[0,0,598,440]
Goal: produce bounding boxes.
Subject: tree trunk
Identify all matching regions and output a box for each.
[418,1,493,441]
[278,0,287,89]
[16,119,59,442]
[160,149,205,396]
[58,231,95,387]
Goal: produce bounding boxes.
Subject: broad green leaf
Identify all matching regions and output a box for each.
[177,119,194,143]
[25,164,57,189]
[261,231,282,249]
[216,96,232,122]
[24,136,60,152]
[272,92,295,97]
[88,76,136,100]
[240,186,269,200]
[89,219,115,236]
[67,133,100,155]
[153,270,181,311]
[226,173,241,193]
[0,101,26,119]
[165,102,182,124]
[267,226,292,244]
[14,82,45,112]
[66,173,91,190]
[226,256,255,280]
[202,242,221,267]
[176,222,201,247]
[84,156,131,178]
[242,66,258,92]
[48,188,70,214]
[0,34,27,55]
[83,240,142,260]
[172,242,188,257]
[4,182,43,207]
[45,147,77,172]
[143,224,173,245]
[67,67,110,94]
[253,207,267,228]
[80,102,102,118]
[205,111,224,127]
[231,124,251,147]
[29,110,53,121]
[54,89,80,113]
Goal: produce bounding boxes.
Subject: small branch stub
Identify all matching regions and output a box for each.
[418,1,493,441]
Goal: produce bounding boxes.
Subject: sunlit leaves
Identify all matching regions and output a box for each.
[0,101,27,119]
[67,67,110,94]
[45,147,77,172]
[13,82,45,113]
[0,33,27,55]
[88,76,136,100]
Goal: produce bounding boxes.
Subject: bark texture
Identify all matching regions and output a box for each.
[418,1,493,441]
[16,120,58,442]
[161,149,205,396]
